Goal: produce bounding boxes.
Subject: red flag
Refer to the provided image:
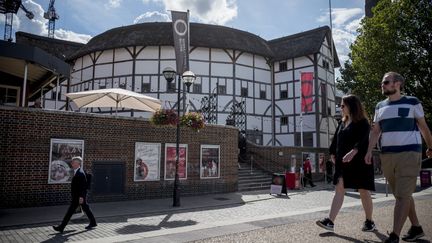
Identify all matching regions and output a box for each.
[301,72,314,112]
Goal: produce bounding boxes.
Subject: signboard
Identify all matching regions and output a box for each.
[48,139,84,184]
[134,142,161,181]
[164,143,188,180]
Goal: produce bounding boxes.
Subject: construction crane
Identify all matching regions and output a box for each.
[0,0,34,41]
[44,0,58,38]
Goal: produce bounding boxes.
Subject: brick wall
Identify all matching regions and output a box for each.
[0,107,238,208]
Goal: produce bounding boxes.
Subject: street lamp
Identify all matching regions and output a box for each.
[162,67,195,207]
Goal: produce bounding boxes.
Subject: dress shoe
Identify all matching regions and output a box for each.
[85,223,97,230]
[52,225,64,233]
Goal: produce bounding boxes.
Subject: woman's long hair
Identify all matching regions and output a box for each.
[341,95,368,123]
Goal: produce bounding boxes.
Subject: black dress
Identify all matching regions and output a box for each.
[329,118,375,191]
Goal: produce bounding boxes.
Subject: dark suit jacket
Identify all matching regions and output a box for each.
[71,168,88,200]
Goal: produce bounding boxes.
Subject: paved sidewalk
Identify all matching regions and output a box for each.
[0,179,431,243]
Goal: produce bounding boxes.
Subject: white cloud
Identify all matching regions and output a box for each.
[134,11,170,24]
[317,8,364,65]
[105,0,122,9]
[55,29,92,43]
[0,0,91,43]
[144,0,238,25]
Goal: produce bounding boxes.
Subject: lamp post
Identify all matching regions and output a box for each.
[162,67,195,207]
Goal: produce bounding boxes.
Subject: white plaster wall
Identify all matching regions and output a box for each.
[289,116,295,134]
[255,69,271,83]
[293,67,314,80]
[137,46,159,59]
[94,64,112,78]
[254,99,271,114]
[81,66,93,81]
[190,47,209,61]
[70,71,81,85]
[114,61,133,76]
[97,50,113,64]
[236,53,253,66]
[114,48,132,62]
[160,46,175,59]
[159,61,177,73]
[294,56,313,68]
[136,60,158,74]
[211,49,231,62]
[254,56,268,69]
[274,71,292,84]
[236,65,253,80]
[190,61,209,76]
[82,55,93,68]
[211,63,232,77]
[276,134,294,146]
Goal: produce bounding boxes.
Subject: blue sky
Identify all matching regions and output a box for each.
[1,0,365,69]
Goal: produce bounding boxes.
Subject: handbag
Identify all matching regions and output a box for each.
[71,205,84,219]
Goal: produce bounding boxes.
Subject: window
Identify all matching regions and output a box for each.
[322,60,330,70]
[192,83,202,93]
[260,90,266,99]
[119,79,126,89]
[281,116,288,125]
[168,82,176,93]
[99,79,106,89]
[142,83,151,93]
[280,90,288,99]
[241,87,248,97]
[321,83,328,116]
[51,89,61,100]
[279,61,287,72]
[218,85,226,95]
[0,85,19,106]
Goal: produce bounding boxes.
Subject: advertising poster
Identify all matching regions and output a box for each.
[302,152,317,173]
[134,142,161,181]
[200,145,220,179]
[48,139,84,184]
[164,143,187,180]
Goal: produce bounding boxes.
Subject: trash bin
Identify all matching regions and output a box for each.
[286,172,301,189]
[270,173,287,195]
[420,169,431,188]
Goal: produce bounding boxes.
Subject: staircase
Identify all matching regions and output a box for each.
[238,162,272,191]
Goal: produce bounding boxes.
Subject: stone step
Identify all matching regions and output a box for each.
[238,177,271,184]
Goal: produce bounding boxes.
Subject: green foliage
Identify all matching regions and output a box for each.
[150,109,178,126]
[338,0,432,124]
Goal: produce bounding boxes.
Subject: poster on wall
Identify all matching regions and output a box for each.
[318,153,325,173]
[302,152,317,173]
[200,145,220,179]
[48,139,84,184]
[164,143,187,180]
[134,142,161,181]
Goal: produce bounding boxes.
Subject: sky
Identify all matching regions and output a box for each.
[0,0,366,73]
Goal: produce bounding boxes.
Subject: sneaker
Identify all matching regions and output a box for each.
[384,232,399,243]
[401,225,425,242]
[316,218,334,231]
[362,219,376,232]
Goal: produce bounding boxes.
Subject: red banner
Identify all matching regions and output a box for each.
[301,72,314,112]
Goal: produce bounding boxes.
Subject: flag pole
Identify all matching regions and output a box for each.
[300,72,303,147]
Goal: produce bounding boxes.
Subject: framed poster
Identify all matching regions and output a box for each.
[200,145,220,179]
[134,142,161,181]
[318,153,325,173]
[164,143,187,180]
[48,139,84,184]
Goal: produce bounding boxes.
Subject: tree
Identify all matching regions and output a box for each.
[337,0,432,124]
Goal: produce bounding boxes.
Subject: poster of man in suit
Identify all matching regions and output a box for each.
[48,139,84,184]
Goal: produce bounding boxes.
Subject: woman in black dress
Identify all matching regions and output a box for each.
[316,95,375,232]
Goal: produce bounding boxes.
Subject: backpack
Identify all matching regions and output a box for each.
[84,171,92,190]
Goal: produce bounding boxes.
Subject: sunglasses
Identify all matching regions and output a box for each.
[382,80,392,85]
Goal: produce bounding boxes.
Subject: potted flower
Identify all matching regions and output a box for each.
[180,112,205,131]
[150,109,178,126]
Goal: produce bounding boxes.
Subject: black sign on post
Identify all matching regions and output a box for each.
[171,10,190,75]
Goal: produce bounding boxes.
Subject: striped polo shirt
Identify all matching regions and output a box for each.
[374,96,424,153]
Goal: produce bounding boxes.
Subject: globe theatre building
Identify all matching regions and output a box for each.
[17,22,340,148]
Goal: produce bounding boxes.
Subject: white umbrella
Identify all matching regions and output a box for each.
[65,88,161,115]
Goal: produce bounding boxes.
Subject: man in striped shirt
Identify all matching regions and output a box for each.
[365,72,432,243]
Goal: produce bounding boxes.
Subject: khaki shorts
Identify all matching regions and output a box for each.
[380,151,422,198]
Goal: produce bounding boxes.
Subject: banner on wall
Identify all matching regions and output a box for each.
[301,72,314,112]
[302,152,317,173]
[171,10,190,74]
[134,142,161,181]
[165,143,188,180]
[48,139,84,184]
[200,145,220,179]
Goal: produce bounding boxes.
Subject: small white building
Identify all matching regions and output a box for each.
[14,23,340,148]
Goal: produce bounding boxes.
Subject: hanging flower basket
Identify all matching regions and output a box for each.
[150,109,178,126]
[180,112,205,131]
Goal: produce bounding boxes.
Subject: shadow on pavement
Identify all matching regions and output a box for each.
[41,229,87,243]
[319,231,363,242]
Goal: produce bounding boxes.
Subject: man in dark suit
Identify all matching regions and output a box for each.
[53,156,97,233]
